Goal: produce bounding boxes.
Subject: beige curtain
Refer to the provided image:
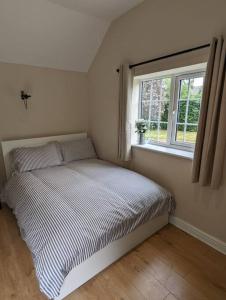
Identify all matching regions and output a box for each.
[118,63,134,161]
[192,37,226,188]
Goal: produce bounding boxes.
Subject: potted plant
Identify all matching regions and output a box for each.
[135,119,148,145]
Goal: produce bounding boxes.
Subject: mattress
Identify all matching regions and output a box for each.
[2,158,174,299]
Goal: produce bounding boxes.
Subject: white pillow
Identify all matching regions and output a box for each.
[61,138,97,163]
[12,142,62,173]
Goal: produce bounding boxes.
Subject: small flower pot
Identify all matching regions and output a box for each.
[138,133,145,145]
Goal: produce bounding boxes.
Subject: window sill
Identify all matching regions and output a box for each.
[132,144,194,160]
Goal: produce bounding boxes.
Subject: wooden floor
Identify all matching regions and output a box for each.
[1,207,226,300]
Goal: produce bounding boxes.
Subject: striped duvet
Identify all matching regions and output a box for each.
[2,159,174,299]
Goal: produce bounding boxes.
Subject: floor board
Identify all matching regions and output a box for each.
[0,207,226,300]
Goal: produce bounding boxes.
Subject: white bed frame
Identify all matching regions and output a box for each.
[1,133,169,300]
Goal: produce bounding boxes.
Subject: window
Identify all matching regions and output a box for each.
[137,65,206,151]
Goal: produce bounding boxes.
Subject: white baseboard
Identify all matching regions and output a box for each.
[169,216,226,255]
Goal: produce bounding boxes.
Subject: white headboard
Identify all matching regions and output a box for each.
[1,132,87,179]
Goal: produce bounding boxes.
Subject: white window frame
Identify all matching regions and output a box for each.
[138,68,206,152]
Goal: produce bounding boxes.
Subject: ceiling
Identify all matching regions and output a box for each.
[0,0,143,72]
[48,0,144,21]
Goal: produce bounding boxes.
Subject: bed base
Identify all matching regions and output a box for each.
[55,213,168,300]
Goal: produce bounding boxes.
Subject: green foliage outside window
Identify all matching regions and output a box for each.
[160,78,202,132]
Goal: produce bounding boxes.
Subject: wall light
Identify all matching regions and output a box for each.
[20,90,31,109]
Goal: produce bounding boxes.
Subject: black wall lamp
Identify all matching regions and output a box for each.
[20,90,31,109]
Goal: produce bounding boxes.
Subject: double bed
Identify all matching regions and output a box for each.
[1,133,174,300]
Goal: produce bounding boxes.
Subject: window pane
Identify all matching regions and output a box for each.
[174,73,204,147]
[150,102,160,121]
[188,100,200,124]
[162,78,171,101]
[176,124,185,142]
[160,101,169,122]
[177,100,186,123]
[151,79,168,101]
[140,101,150,120]
[145,122,168,143]
[179,79,189,100]
[144,78,172,101]
[190,77,204,100]
[141,81,151,101]
[149,122,158,131]
[185,125,198,143]
[151,79,161,101]
[139,77,171,145]
[159,123,168,142]
[145,122,158,140]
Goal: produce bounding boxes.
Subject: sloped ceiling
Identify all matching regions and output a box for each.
[48,0,144,21]
[0,0,143,72]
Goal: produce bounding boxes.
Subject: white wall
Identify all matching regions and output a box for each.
[0,62,88,185]
[88,0,226,242]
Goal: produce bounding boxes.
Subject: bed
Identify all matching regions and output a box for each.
[1,133,174,300]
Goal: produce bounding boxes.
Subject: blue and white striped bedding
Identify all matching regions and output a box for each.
[2,158,174,299]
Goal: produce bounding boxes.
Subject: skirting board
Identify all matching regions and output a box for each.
[169,216,226,255]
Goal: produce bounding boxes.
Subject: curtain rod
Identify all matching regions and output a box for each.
[116,43,210,73]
